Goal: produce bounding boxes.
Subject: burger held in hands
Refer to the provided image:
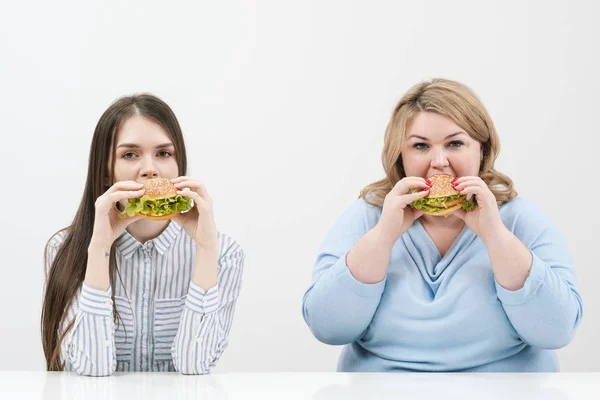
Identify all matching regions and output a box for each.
[119,178,193,220]
[410,174,477,217]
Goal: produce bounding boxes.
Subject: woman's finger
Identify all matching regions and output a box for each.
[170,176,189,184]
[174,180,211,201]
[453,179,486,193]
[456,186,485,201]
[452,176,480,184]
[105,189,146,204]
[453,176,483,187]
[106,181,144,193]
[390,178,430,196]
[178,190,209,210]
[398,188,430,207]
[173,179,203,190]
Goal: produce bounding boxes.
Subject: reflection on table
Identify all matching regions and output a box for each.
[1,371,598,400]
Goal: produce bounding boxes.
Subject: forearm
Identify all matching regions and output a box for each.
[173,287,221,375]
[62,285,116,376]
[192,244,219,291]
[303,254,386,345]
[346,225,396,284]
[174,246,244,375]
[485,222,583,349]
[482,225,533,291]
[84,242,112,291]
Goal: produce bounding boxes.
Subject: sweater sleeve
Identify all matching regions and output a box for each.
[302,199,387,345]
[494,199,583,349]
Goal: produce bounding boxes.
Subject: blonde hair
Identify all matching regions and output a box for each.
[360,78,517,207]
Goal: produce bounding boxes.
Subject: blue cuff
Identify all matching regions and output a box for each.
[331,251,387,298]
[495,250,547,306]
[186,281,219,315]
[79,283,113,316]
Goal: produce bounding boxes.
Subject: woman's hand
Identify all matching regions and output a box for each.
[90,181,145,250]
[171,177,219,251]
[452,176,504,242]
[375,176,431,243]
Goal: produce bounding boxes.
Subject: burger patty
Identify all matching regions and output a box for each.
[425,196,464,209]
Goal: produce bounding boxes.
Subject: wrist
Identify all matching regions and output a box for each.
[372,223,399,249]
[196,242,219,259]
[195,235,219,253]
[193,244,219,291]
[480,221,509,246]
[88,239,112,254]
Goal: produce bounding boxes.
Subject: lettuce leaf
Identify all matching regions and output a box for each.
[119,194,192,218]
[422,194,463,207]
[411,203,446,213]
[461,199,477,211]
[410,191,478,213]
[411,195,462,209]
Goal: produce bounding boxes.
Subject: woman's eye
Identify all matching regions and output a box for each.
[414,143,428,150]
[448,140,464,148]
[158,151,172,157]
[122,152,137,159]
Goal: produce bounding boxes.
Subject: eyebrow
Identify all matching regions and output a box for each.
[407,132,466,141]
[116,142,174,149]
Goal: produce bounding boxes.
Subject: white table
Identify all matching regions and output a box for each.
[1,371,599,399]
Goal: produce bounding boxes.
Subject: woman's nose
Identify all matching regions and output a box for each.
[139,156,159,178]
[430,149,449,168]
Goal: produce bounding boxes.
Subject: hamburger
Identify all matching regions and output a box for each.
[410,174,477,217]
[119,178,193,220]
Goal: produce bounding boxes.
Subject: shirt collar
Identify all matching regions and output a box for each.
[115,221,183,259]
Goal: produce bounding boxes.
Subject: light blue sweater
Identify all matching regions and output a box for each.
[302,197,583,372]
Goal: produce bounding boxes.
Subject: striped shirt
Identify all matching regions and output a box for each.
[45,221,245,376]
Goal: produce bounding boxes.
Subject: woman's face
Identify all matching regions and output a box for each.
[401,111,482,179]
[111,115,179,185]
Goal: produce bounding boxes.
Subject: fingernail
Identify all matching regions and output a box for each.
[451,177,458,183]
[425,179,432,186]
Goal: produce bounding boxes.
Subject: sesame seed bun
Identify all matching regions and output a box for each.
[143,178,178,200]
[425,174,460,198]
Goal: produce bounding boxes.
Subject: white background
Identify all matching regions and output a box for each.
[0,0,598,372]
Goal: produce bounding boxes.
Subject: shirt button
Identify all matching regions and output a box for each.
[104,301,111,307]
[104,340,111,347]
[144,258,151,263]
[142,293,148,300]
[141,329,146,335]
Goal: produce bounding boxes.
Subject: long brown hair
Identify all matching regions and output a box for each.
[360,78,517,206]
[41,94,188,370]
